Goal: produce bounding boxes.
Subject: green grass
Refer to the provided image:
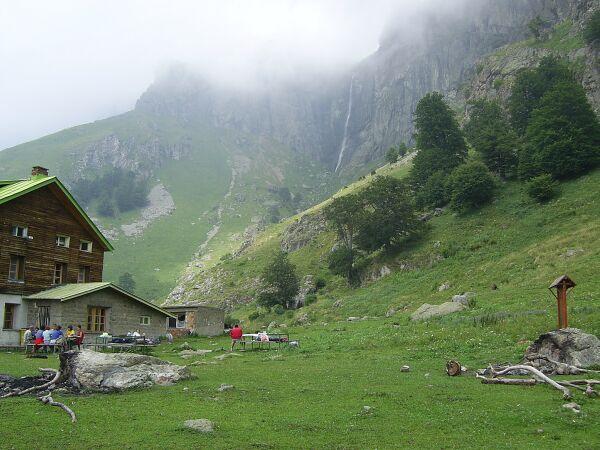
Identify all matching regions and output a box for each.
[1,320,599,449]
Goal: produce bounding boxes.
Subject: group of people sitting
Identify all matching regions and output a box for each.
[24,324,85,352]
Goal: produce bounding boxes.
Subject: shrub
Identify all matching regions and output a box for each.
[304,294,317,306]
[416,171,450,209]
[248,310,261,321]
[272,304,285,315]
[315,277,326,291]
[526,174,559,202]
[519,81,600,179]
[448,161,496,212]
[386,147,399,164]
[370,170,377,176]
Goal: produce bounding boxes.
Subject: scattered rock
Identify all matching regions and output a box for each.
[452,292,476,306]
[438,282,451,292]
[280,213,327,253]
[385,307,397,318]
[562,248,584,258]
[361,405,373,414]
[347,317,361,322]
[562,402,581,413]
[267,321,277,330]
[59,350,190,391]
[179,349,212,359]
[217,384,234,392]
[400,365,410,372]
[295,313,310,325]
[490,283,498,290]
[523,328,600,372]
[292,275,315,308]
[410,302,466,321]
[214,353,242,361]
[178,342,193,351]
[333,300,343,308]
[433,208,445,216]
[184,419,215,433]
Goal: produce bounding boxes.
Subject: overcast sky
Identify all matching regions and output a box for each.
[0,0,430,149]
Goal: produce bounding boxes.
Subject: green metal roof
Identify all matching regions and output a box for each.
[0,175,113,251]
[25,282,174,317]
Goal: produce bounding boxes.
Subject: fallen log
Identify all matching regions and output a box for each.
[492,365,572,399]
[0,368,61,399]
[475,374,537,386]
[38,394,76,423]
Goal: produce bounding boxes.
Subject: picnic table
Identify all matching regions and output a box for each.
[94,335,158,353]
[241,333,290,350]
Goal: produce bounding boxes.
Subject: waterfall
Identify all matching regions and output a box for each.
[335,75,355,173]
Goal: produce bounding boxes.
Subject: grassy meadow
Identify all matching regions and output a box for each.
[1,320,599,450]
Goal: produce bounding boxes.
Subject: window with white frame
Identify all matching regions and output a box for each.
[56,235,70,248]
[139,316,151,325]
[11,225,28,238]
[80,240,92,252]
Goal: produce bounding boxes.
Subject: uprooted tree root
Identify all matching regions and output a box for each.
[0,356,77,424]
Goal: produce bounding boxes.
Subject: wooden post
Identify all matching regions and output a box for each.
[557,280,568,329]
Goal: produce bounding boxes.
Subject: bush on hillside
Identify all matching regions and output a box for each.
[257,251,299,309]
[386,146,399,164]
[411,92,468,187]
[526,174,560,203]
[354,176,422,252]
[583,9,600,44]
[464,99,518,178]
[416,171,450,209]
[328,246,359,286]
[448,161,496,212]
[508,56,572,136]
[314,277,326,291]
[519,81,600,180]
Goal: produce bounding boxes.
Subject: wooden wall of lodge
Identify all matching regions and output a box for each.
[0,186,105,295]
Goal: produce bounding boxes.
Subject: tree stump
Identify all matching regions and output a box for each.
[446,360,462,376]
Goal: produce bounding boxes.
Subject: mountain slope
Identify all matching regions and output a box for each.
[0,111,338,300]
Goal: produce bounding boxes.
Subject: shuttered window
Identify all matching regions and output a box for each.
[8,255,25,282]
[53,263,67,285]
[3,304,16,329]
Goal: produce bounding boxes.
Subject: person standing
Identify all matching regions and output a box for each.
[230,324,243,351]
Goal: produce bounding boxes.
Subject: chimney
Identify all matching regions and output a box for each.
[31,166,49,178]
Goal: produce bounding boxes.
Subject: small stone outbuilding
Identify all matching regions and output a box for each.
[163,304,224,337]
[25,282,173,339]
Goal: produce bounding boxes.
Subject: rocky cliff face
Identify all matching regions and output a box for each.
[134,0,596,177]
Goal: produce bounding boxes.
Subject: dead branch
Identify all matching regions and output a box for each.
[492,365,572,399]
[0,368,60,399]
[38,394,76,423]
[475,374,537,386]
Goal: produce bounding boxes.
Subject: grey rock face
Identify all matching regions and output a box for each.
[281,213,327,253]
[410,302,466,321]
[60,350,190,391]
[523,328,600,369]
[184,419,215,433]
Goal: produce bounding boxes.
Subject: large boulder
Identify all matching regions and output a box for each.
[522,328,600,371]
[59,350,190,391]
[410,302,466,321]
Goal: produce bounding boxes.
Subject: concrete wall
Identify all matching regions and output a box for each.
[165,305,224,337]
[25,288,168,340]
[0,293,26,345]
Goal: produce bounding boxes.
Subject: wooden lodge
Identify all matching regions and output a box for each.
[0,167,175,345]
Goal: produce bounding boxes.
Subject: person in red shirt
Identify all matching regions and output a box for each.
[230,324,243,351]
